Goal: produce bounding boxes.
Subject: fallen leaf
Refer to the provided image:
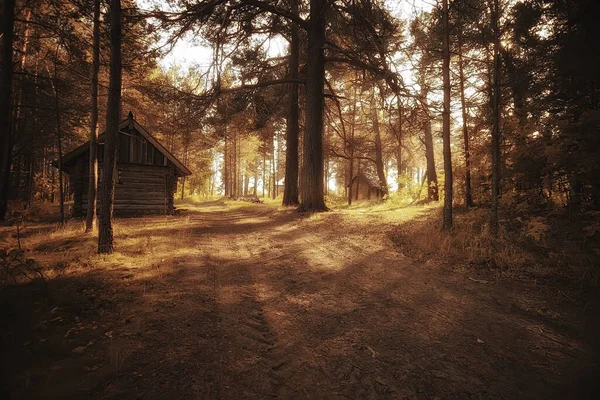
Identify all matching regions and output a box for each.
[72,346,86,353]
[476,338,485,344]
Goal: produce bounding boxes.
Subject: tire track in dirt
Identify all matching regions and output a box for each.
[195,207,333,398]
[162,204,593,398]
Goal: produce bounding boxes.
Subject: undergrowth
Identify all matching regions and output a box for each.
[390,207,600,288]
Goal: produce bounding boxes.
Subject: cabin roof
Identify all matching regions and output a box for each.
[60,112,192,177]
[347,171,383,189]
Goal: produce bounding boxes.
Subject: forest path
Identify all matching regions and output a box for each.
[2,201,598,399]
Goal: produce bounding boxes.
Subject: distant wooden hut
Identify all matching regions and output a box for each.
[348,171,385,200]
[58,112,191,217]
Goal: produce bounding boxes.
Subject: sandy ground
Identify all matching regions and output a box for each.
[1,200,599,399]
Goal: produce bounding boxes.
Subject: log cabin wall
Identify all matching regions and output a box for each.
[68,134,179,217]
[349,181,382,201]
[64,117,190,218]
[112,163,172,216]
[73,162,175,217]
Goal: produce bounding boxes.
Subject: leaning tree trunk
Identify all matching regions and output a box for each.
[86,0,101,232]
[458,33,473,209]
[0,0,16,221]
[442,0,453,230]
[298,0,327,212]
[283,0,300,206]
[98,0,122,254]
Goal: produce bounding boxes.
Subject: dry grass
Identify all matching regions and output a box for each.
[1,198,598,399]
[388,205,600,287]
[2,197,597,290]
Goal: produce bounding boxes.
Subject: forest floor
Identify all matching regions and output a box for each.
[1,199,599,399]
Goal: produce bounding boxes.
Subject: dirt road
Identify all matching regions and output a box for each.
[2,201,598,399]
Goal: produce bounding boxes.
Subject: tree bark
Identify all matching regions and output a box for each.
[422,84,439,201]
[442,0,453,230]
[0,0,16,220]
[283,0,300,206]
[98,0,122,254]
[272,137,277,199]
[223,119,229,196]
[262,149,266,197]
[348,86,357,206]
[232,128,237,197]
[49,50,65,223]
[298,0,327,211]
[86,0,101,232]
[396,102,403,191]
[457,33,473,208]
[491,0,501,235]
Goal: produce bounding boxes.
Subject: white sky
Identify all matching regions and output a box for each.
[135,0,434,70]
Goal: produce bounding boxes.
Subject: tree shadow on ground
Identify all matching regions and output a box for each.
[1,204,599,399]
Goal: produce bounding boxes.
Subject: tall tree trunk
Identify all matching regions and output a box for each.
[0,0,16,220]
[457,33,473,208]
[272,139,277,199]
[232,129,237,197]
[51,151,56,203]
[237,131,242,197]
[347,87,357,206]
[422,85,439,201]
[491,0,501,235]
[371,93,388,196]
[10,8,32,203]
[86,0,101,232]
[324,125,329,196]
[180,146,187,199]
[396,102,403,191]
[223,123,229,196]
[283,0,300,206]
[299,0,327,211]
[262,149,266,197]
[355,161,360,201]
[442,0,453,230]
[98,0,122,254]
[49,49,65,223]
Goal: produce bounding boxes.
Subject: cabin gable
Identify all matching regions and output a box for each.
[60,112,190,217]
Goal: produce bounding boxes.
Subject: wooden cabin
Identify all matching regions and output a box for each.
[58,112,192,217]
[348,171,385,201]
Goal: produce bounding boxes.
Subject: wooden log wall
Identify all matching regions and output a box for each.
[75,160,178,217]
